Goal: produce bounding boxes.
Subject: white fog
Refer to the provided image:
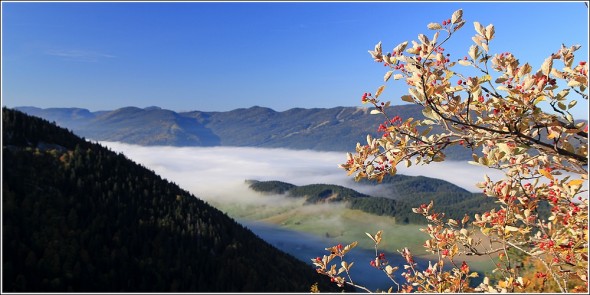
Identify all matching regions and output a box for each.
[100,142,506,202]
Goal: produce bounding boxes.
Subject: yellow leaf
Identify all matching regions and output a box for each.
[458,60,471,66]
[432,31,440,44]
[568,179,585,187]
[538,168,554,180]
[505,225,519,232]
[517,63,532,77]
[541,56,553,76]
[485,24,495,40]
[451,9,463,24]
[365,232,376,243]
[481,42,489,52]
[375,230,383,245]
[401,95,414,103]
[533,96,546,105]
[546,131,558,139]
[428,22,442,30]
[451,243,459,257]
[468,45,478,60]
[418,34,429,45]
[384,71,393,82]
[375,85,385,98]
[479,74,492,83]
[473,22,484,36]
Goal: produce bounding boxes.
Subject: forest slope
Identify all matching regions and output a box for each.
[2,107,343,292]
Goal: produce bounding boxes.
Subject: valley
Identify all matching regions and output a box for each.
[99,141,505,283]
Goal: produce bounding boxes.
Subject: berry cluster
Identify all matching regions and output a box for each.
[361,92,372,103]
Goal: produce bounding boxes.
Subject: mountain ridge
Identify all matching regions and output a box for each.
[16,104,474,160]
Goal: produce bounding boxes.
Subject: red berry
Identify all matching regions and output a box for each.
[457,79,462,85]
[478,96,484,103]
[580,61,587,66]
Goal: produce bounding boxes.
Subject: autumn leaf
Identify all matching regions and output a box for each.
[451,9,463,24]
[538,168,554,180]
[428,22,442,30]
[375,85,385,98]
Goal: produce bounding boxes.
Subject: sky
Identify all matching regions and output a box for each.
[1,1,589,119]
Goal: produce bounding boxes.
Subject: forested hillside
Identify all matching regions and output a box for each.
[247,179,503,224]
[2,107,344,292]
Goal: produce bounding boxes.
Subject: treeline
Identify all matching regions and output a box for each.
[247,178,504,224]
[2,107,344,292]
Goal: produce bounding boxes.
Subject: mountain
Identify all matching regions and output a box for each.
[2,107,345,292]
[16,105,472,160]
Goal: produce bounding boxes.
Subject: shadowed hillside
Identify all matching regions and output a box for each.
[2,107,345,292]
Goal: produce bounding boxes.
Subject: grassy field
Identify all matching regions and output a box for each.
[212,198,496,275]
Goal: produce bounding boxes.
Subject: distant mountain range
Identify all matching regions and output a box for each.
[15,105,473,160]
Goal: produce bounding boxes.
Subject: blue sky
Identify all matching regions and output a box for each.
[1,1,588,119]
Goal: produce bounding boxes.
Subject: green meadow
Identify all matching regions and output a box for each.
[213,199,494,274]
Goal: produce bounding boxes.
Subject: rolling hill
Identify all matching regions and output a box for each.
[246,177,501,224]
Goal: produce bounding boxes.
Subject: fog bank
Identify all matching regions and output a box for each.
[101,142,505,202]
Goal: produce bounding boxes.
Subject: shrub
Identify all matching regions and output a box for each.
[313,9,588,293]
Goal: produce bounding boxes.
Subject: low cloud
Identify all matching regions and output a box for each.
[101,142,506,205]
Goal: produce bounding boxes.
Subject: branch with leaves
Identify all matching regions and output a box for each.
[314,9,588,293]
